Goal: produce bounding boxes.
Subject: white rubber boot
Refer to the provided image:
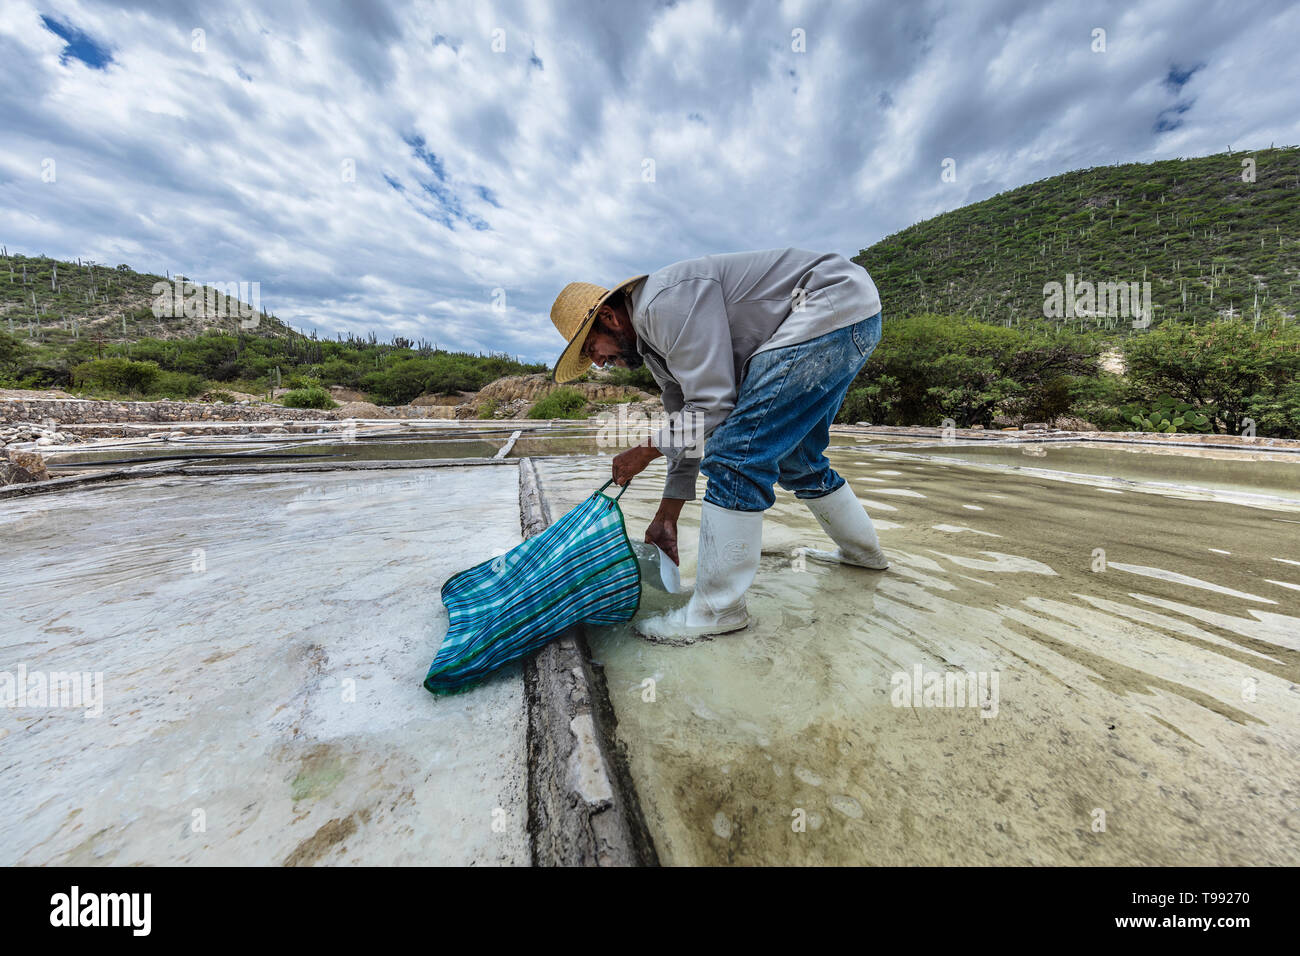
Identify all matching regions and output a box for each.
[636,501,763,642]
[802,482,890,570]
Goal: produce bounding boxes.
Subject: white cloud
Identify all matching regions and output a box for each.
[1,0,1297,363]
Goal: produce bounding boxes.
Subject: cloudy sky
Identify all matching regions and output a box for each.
[2,0,1298,362]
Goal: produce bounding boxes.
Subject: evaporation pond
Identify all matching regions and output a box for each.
[535,451,1300,865]
[0,464,529,865]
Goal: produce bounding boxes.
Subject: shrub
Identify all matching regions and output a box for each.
[526,387,588,419]
[280,387,337,409]
[71,358,160,395]
[1063,371,1132,430]
[318,358,362,388]
[477,398,499,419]
[603,365,659,392]
[0,331,27,381]
[1123,320,1300,435]
[149,370,205,399]
[360,354,501,404]
[839,376,899,424]
[1243,381,1300,438]
[836,314,1099,427]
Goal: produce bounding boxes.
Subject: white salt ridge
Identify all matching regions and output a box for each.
[794,766,823,786]
[927,550,1058,575]
[933,524,1001,537]
[830,794,864,819]
[1073,593,1282,662]
[1108,562,1277,605]
[1127,592,1300,652]
[857,498,898,512]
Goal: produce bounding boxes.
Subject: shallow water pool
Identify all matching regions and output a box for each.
[536,450,1300,865]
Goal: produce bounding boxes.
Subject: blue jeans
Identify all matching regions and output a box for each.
[701,312,881,512]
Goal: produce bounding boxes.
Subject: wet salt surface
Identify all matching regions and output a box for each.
[0,466,529,865]
[536,452,1300,865]
[908,441,1300,501]
[40,421,607,469]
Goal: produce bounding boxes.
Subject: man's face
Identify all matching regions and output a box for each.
[581,322,626,368]
[581,308,643,370]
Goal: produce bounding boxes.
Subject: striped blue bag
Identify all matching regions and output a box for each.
[424,480,641,692]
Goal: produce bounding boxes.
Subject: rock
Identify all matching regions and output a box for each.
[1022,422,1049,431]
[475,373,649,405]
[0,388,74,400]
[1050,415,1100,432]
[401,404,458,418]
[35,437,54,446]
[327,386,367,403]
[334,401,393,419]
[1099,349,1126,375]
[970,424,984,430]
[1,448,50,484]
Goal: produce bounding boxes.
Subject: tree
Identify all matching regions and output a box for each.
[1123,320,1300,434]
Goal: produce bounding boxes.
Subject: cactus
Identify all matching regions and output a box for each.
[1127,395,1212,433]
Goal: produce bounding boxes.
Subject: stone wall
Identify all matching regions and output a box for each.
[477,373,649,404]
[0,398,339,425]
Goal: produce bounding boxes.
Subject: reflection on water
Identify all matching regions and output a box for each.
[907,441,1300,500]
[536,453,1300,865]
[42,427,612,469]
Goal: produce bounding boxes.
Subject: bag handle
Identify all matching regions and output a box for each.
[596,478,631,502]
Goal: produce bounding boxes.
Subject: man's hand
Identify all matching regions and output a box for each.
[611,444,662,485]
[644,497,685,566]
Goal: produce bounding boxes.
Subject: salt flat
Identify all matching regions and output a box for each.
[0,465,529,866]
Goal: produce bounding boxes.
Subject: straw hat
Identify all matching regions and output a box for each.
[549,275,647,383]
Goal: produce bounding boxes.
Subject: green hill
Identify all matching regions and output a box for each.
[0,252,295,345]
[855,147,1299,331]
[0,253,543,401]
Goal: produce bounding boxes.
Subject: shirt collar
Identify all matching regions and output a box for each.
[624,276,646,318]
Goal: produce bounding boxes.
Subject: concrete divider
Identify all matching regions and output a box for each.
[0,397,339,424]
[518,458,659,867]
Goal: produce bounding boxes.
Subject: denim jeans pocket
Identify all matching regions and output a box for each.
[851,312,882,357]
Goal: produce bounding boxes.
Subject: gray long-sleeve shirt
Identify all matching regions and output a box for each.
[624,248,881,500]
